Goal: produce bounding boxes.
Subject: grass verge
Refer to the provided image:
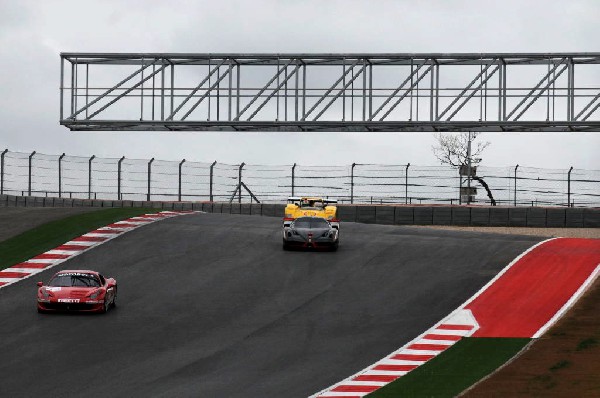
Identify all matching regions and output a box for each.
[0,208,159,270]
[367,338,530,398]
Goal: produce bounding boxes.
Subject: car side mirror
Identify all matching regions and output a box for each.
[37,282,43,287]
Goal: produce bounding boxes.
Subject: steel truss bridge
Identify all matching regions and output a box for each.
[60,53,600,132]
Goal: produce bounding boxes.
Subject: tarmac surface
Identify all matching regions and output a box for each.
[0,213,541,397]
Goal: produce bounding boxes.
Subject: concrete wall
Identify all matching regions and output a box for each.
[0,194,598,228]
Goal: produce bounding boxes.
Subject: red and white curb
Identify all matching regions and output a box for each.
[311,237,600,397]
[311,310,479,397]
[0,211,199,289]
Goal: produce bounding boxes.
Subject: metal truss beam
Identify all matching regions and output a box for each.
[60,53,600,132]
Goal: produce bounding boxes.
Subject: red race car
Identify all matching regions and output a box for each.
[37,270,117,314]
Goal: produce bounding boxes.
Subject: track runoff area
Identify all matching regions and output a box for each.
[0,213,598,397]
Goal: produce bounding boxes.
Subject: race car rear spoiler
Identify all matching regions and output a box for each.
[286,197,337,204]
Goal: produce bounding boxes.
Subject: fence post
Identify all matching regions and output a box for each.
[291,163,297,197]
[466,132,472,205]
[458,166,462,205]
[28,151,36,196]
[88,155,95,199]
[210,161,217,201]
[350,163,356,204]
[58,153,66,198]
[178,159,186,201]
[117,156,125,200]
[147,158,154,201]
[405,163,410,204]
[567,166,573,207]
[1,149,8,195]
[238,162,245,204]
[514,164,519,206]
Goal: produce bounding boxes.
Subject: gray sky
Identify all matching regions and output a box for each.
[1,0,599,169]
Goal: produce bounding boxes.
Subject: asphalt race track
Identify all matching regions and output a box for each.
[0,213,542,397]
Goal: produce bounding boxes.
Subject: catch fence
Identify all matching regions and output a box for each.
[0,149,598,207]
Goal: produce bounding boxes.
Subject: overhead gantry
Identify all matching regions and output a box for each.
[60,53,600,132]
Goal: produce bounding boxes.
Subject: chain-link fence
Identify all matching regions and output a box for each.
[0,149,598,206]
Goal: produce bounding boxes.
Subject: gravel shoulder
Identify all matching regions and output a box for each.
[414,225,600,239]
[0,207,102,243]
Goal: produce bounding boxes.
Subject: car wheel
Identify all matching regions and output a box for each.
[101,299,109,314]
[331,241,339,252]
[283,239,289,251]
[111,288,117,308]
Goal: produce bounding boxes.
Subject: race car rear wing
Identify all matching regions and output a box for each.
[287,197,337,204]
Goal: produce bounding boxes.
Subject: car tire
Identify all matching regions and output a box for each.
[101,299,109,314]
[283,240,290,251]
[111,288,117,308]
[331,241,339,252]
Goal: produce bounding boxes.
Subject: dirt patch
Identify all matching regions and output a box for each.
[463,278,600,397]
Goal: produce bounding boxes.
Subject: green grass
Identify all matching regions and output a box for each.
[576,338,598,351]
[549,360,570,371]
[0,208,159,270]
[367,338,531,398]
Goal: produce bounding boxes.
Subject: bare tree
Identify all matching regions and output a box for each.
[432,132,497,205]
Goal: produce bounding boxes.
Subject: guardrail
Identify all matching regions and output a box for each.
[2,194,598,228]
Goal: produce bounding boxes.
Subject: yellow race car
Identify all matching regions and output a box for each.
[284,197,339,228]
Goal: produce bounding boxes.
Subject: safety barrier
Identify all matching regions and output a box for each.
[1,194,598,228]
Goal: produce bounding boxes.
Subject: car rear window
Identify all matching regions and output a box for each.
[294,218,329,228]
[311,218,329,228]
[294,219,311,228]
[48,273,101,287]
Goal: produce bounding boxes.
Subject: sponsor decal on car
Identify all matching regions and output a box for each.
[58,299,80,303]
[59,272,94,277]
[46,287,62,292]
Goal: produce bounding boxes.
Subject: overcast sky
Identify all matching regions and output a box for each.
[0,0,599,170]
